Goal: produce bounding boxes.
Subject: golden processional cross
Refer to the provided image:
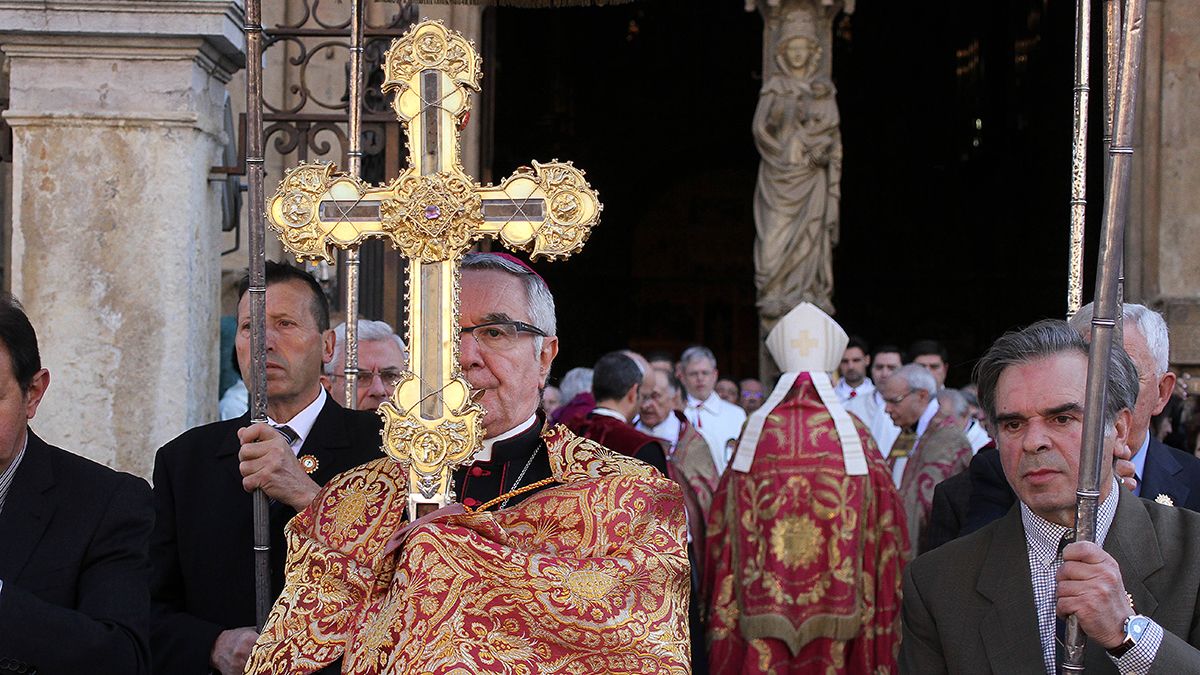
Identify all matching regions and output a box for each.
[265,20,601,520]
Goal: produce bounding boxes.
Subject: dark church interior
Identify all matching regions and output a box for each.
[490,0,1105,387]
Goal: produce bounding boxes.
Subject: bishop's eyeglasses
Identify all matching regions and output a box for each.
[460,320,547,352]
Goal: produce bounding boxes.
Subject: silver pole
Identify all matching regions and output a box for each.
[342,0,365,409]
[244,0,272,631]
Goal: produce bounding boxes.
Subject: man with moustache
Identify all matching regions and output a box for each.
[902,320,1200,673]
[964,303,1200,534]
[150,262,383,675]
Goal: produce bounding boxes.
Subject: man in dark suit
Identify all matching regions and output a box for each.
[957,303,1200,537]
[572,351,669,475]
[1069,304,1200,509]
[903,320,1200,673]
[0,293,154,675]
[151,263,383,675]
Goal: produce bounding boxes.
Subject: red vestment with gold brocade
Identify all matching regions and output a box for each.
[705,373,908,674]
[245,424,690,675]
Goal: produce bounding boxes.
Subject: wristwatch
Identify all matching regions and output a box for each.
[1107,614,1152,657]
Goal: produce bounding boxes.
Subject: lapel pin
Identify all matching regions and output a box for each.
[299,455,319,475]
[1154,493,1174,506]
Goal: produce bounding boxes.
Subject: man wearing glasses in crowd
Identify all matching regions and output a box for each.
[324,319,408,412]
[245,252,690,673]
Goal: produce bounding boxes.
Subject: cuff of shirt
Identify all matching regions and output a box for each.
[1108,618,1163,675]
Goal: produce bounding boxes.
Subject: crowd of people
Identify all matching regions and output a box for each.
[3,255,1200,674]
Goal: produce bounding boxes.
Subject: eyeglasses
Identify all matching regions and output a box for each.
[881,389,917,406]
[331,367,404,388]
[460,320,547,352]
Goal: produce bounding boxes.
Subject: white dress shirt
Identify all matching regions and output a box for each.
[267,386,327,455]
[684,391,746,475]
[1130,434,1151,497]
[965,418,993,454]
[638,415,682,451]
[834,376,875,404]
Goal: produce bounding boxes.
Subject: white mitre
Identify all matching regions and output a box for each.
[765,302,848,372]
[730,303,867,475]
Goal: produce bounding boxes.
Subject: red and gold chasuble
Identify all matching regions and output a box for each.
[246,425,690,674]
[705,373,908,674]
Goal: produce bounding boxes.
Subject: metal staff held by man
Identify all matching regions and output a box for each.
[1066,0,1092,318]
[1061,0,1149,670]
[341,0,366,409]
[244,0,272,630]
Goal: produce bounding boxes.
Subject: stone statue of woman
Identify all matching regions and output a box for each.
[752,32,843,326]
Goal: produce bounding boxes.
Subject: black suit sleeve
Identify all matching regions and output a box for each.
[924,472,969,553]
[150,450,225,673]
[634,440,670,477]
[0,474,153,675]
[964,447,1016,535]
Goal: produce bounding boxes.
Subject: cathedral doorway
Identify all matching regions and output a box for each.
[491,0,1101,387]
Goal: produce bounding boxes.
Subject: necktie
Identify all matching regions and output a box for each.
[689,403,705,429]
[273,424,299,446]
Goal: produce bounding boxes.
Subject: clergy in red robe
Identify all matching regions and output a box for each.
[706,303,908,674]
[637,366,721,559]
[571,351,669,476]
[246,253,690,674]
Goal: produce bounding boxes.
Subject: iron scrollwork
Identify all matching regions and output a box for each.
[258,0,419,172]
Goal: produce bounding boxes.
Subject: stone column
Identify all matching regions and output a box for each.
[1130,0,1200,375]
[0,1,245,478]
[747,0,851,377]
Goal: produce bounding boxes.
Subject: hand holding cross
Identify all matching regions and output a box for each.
[264,20,601,520]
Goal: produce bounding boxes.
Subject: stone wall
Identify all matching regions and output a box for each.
[0,1,244,477]
[1131,0,1200,372]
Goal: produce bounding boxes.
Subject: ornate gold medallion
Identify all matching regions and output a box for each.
[770,514,823,569]
[299,455,319,475]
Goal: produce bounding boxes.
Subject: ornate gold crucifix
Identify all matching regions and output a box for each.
[265,20,601,520]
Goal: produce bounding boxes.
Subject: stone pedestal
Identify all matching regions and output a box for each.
[1,1,244,477]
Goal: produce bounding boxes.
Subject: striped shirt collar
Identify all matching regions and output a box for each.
[0,430,30,516]
[1020,477,1120,566]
